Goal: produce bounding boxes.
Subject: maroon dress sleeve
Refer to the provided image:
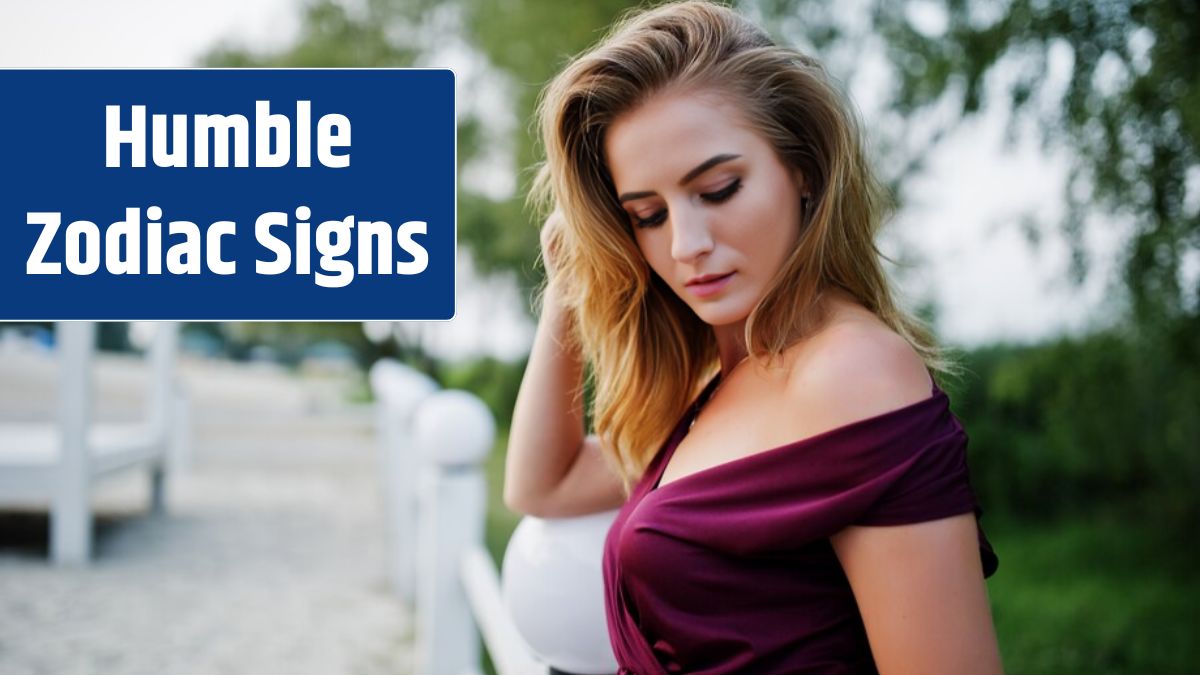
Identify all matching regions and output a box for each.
[602,378,999,675]
[841,381,999,575]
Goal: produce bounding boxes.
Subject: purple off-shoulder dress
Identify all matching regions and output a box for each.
[602,375,999,674]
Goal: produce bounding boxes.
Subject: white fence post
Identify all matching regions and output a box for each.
[51,321,95,565]
[413,390,495,675]
[147,322,179,514]
[374,361,608,675]
[370,359,438,602]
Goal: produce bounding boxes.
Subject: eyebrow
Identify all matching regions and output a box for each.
[617,153,742,203]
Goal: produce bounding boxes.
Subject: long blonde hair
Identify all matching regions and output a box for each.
[530,0,956,491]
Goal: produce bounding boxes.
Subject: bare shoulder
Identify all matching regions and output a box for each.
[783,312,934,432]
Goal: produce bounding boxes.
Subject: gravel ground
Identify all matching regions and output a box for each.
[0,350,413,675]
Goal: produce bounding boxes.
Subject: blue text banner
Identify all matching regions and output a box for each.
[0,69,455,320]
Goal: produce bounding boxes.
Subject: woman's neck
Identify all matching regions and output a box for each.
[713,321,749,375]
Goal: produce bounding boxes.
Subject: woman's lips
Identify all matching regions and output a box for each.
[686,272,734,298]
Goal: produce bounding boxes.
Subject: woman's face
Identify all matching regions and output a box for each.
[605,88,806,328]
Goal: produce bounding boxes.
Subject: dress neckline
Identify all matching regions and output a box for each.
[651,374,944,493]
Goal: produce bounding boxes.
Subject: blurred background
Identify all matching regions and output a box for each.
[1,1,1196,674]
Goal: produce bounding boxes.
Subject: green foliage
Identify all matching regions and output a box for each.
[455,0,676,285]
[202,0,425,68]
[462,0,662,171]
[953,326,1199,523]
[199,0,545,286]
[439,355,528,429]
[863,0,1199,327]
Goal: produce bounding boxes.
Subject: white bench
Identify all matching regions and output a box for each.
[0,322,187,565]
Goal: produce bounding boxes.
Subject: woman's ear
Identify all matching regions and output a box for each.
[793,167,810,197]
[794,169,812,218]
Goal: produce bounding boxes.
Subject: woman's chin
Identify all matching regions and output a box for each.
[689,303,752,328]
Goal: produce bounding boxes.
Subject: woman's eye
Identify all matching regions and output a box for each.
[629,179,739,228]
[700,178,742,204]
[633,210,667,228]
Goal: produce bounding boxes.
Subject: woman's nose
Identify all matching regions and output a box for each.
[670,208,714,263]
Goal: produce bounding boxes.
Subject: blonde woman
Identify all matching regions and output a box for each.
[504,2,1002,673]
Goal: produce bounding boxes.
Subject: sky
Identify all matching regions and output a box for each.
[0,0,1125,358]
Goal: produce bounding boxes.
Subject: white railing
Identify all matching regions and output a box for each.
[371,359,618,675]
[0,321,189,565]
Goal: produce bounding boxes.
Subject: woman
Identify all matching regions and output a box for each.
[504,2,1003,673]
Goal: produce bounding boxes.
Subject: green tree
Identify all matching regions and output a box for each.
[201,0,545,285]
[457,0,665,283]
[826,1,1200,523]
[202,0,424,67]
[858,0,1199,329]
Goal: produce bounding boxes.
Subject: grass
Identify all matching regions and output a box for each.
[984,510,1198,674]
[480,439,1198,674]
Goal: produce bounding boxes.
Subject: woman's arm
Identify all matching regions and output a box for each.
[502,213,627,518]
[831,515,1004,675]
[797,320,1003,674]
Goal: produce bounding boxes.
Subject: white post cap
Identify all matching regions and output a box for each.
[412,390,495,467]
[501,510,620,674]
[369,358,438,413]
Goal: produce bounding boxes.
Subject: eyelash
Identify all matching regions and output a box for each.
[632,178,743,229]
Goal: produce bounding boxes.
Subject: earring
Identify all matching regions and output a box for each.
[801,195,812,223]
